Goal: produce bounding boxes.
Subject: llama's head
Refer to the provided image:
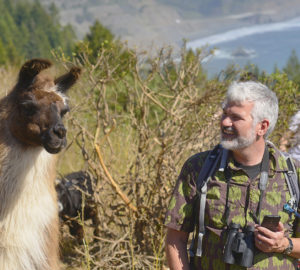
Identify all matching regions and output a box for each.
[8,58,81,154]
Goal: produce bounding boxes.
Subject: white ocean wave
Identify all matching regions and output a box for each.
[201,47,256,63]
[213,49,232,59]
[187,16,300,50]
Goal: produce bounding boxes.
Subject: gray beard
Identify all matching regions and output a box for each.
[221,136,254,150]
[220,130,256,150]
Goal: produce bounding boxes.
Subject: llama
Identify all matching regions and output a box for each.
[0,58,81,270]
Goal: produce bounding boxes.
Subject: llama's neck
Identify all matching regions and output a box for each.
[0,145,58,270]
[0,146,56,214]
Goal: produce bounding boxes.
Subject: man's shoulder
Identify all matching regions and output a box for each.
[183,150,211,169]
[267,141,300,169]
[291,156,300,168]
[186,150,211,162]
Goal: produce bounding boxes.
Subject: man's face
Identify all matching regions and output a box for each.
[220,101,258,150]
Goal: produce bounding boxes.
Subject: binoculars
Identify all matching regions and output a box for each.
[223,222,255,268]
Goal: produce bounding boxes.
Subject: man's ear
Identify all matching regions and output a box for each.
[257,119,270,136]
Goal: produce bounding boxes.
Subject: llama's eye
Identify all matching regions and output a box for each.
[60,106,69,117]
[21,101,38,116]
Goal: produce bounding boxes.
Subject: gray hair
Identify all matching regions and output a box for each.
[222,81,278,138]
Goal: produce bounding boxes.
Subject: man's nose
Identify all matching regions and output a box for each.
[221,115,232,126]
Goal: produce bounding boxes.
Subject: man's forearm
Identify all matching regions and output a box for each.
[165,243,190,270]
[165,228,190,270]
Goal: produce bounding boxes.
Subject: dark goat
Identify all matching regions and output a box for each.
[56,171,100,242]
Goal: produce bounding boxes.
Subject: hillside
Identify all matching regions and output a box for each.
[0,0,75,64]
[40,0,300,52]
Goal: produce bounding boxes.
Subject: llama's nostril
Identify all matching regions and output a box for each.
[53,124,66,139]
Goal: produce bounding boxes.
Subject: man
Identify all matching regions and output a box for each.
[281,110,300,161]
[288,111,300,161]
[165,81,300,269]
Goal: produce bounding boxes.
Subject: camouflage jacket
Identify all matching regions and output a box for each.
[165,142,300,270]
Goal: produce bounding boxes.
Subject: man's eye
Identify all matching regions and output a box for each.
[231,116,240,121]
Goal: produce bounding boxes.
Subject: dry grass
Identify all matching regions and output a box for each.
[0,66,19,98]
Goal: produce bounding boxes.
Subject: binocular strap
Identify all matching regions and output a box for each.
[196,181,208,256]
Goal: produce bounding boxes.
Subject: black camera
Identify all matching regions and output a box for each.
[223,223,255,268]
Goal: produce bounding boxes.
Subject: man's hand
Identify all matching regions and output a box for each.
[254,222,288,253]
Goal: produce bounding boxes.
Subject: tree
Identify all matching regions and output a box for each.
[74,20,136,81]
[283,49,300,85]
[79,20,114,62]
[0,0,76,65]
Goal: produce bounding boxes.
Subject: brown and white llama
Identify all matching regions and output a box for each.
[0,58,81,270]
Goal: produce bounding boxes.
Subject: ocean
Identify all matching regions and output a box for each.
[186,17,300,77]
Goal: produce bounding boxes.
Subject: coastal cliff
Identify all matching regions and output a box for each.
[40,0,300,52]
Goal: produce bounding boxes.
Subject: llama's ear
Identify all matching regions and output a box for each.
[17,58,52,88]
[55,67,81,93]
